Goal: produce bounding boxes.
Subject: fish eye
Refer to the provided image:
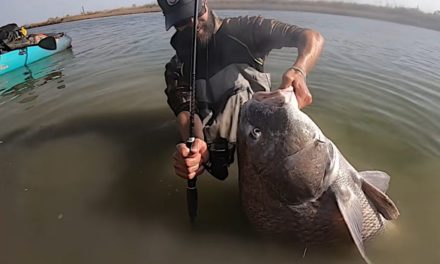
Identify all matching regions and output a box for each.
[250,128,261,140]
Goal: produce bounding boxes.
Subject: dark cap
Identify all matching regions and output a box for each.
[157,0,203,31]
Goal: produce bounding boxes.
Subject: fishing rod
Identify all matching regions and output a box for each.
[186,0,200,224]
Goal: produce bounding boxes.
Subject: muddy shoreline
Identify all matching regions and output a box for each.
[25,1,440,32]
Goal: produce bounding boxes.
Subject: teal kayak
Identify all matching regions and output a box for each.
[0,33,72,76]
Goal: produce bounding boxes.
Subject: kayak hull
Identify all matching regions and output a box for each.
[0,34,72,75]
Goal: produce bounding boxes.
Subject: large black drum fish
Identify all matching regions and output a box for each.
[237,88,400,263]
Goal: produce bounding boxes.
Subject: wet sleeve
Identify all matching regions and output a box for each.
[163,55,192,116]
[226,16,308,56]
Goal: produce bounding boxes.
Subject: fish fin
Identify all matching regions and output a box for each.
[359,171,390,192]
[333,184,372,264]
[322,142,340,189]
[361,179,400,220]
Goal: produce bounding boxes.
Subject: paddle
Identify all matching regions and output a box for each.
[3,36,57,51]
[186,0,200,224]
[37,36,57,50]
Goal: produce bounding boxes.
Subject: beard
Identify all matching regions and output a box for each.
[197,11,215,47]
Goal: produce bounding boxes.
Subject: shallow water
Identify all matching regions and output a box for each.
[0,10,439,264]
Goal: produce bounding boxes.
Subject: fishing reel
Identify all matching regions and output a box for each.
[204,139,235,180]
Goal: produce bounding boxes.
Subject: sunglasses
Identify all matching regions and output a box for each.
[174,3,207,29]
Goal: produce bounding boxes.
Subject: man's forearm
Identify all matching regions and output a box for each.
[177,111,204,142]
[293,29,324,75]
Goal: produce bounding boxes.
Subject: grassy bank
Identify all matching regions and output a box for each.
[25,4,161,28]
[25,1,440,32]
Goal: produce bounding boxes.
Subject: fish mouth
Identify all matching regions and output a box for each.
[252,86,299,109]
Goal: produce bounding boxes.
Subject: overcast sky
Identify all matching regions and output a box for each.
[1,0,439,27]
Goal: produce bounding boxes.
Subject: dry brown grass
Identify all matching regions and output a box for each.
[25,5,160,28]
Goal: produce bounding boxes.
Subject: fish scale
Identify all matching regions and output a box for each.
[334,152,386,241]
[237,89,399,263]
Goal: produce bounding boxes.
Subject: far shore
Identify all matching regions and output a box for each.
[24,1,440,32]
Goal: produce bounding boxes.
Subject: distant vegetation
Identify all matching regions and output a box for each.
[24,4,160,28]
[23,1,440,32]
[210,0,440,31]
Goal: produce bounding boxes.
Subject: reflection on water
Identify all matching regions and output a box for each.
[0,49,73,105]
[0,11,439,264]
[2,70,63,100]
